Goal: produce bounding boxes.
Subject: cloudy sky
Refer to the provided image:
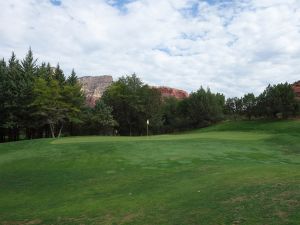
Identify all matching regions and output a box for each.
[1,0,300,96]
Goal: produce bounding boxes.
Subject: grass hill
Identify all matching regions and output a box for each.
[0,120,300,224]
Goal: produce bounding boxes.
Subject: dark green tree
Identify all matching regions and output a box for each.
[225,97,243,120]
[4,52,23,141]
[67,69,78,85]
[182,87,225,128]
[242,93,256,120]
[0,58,7,141]
[257,83,299,118]
[20,48,39,138]
[90,100,117,134]
[61,80,85,136]
[53,64,65,85]
[161,97,183,132]
[102,74,162,135]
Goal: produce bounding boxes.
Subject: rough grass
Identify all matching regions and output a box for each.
[0,120,300,225]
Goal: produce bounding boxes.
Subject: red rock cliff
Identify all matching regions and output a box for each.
[78,75,189,106]
[293,81,300,99]
[78,75,113,107]
[155,86,189,100]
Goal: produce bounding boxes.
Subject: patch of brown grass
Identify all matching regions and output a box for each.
[2,219,42,225]
[224,195,249,204]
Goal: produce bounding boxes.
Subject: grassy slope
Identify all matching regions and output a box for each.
[0,120,300,225]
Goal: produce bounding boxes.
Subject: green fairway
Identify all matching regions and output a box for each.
[1,120,300,225]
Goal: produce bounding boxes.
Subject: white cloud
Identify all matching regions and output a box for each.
[0,0,300,97]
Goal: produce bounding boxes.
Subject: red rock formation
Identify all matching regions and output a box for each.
[155,86,189,100]
[293,81,300,99]
[78,76,113,107]
[78,75,189,106]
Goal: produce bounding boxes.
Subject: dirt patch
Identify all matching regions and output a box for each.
[120,213,137,223]
[225,195,249,204]
[275,210,288,219]
[232,219,243,225]
[2,219,42,225]
[278,190,299,198]
[273,190,300,207]
[25,220,42,225]
[286,199,300,207]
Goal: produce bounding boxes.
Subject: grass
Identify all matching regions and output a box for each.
[0,120,300,225]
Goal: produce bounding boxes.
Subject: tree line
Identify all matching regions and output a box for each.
[0,49,299,142]
[225,83,300,120]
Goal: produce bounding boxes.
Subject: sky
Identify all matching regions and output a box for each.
[1,0,300,97]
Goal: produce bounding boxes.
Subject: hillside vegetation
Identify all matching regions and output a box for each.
[0,120,300,224]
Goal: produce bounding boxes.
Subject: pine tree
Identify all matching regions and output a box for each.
[20,48,40,138]
[0,58,7,141]
[5,52,23,140]
[53,64,65,85]
[21,47,37,79]
[242,93,256,120]
[67,69,78,85]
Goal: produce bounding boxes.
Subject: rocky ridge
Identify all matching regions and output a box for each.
[155,86,189,100]
[78,75,113,107]
[78,76,189,106]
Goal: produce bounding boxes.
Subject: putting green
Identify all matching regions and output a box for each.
[0,120,299,224]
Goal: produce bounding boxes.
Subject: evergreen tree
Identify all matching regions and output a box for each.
[4,52,23,140]
[182,87,225,128]
[21,48,37,78]
[53,64,65,85]
[225,97,243,120]
[20,48,39,138]
[67,69,78,85]
[257,83,299,118]
[242,93,256,120]
[161,97,182,133]
[0,58,7,141]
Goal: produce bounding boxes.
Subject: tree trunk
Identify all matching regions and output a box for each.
[58,124,63,138]
[69,122,73,136]
[8,128,13,142]
[44,125,50,138]
[49,124,56,138]
[14,127,19,141]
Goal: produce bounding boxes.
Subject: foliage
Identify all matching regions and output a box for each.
[180,87,225,128]
[225,97,243,120]
[102,74,163,135]
[256,83,299,118]
[53,64,65,85]
[224,84,299,120]
[67,69,78,85]
[242,93,257,120]
[0,49,86,140]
